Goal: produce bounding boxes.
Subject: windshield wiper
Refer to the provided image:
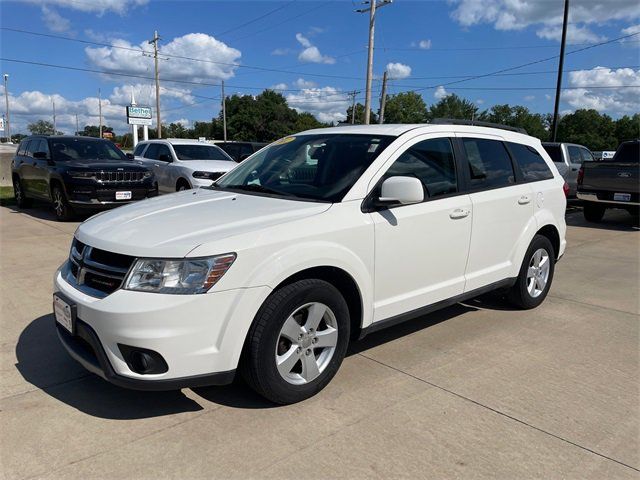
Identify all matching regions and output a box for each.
[223,184,287,196]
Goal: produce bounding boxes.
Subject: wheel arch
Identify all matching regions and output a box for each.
[536,223,561,260]
[176,177,191,190]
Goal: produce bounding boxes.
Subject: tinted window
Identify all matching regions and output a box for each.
[216,134,394,202]
[567,146,583,165]
[133,143,147,156]
[156,144,172,161]
[49,138,126,161]
[462,138,515,189]
[508,142,554,182]
[17,140,29,156]
[543,145,563,163]
[612,141,639,163]
[219,143,240,161]
[580,148,594,162]
[173,145,232,161]
[385,138,457,198]
[38,139,50,157]
[143,143,159,159]
[25,140,38,157]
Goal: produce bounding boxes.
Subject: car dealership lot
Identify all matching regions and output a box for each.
[0,205,638,479]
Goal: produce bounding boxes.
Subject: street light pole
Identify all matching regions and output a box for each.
[149,30,162,138]
[221,80,227,141]
[98,88,102,138]
[551,0,569,142]
[3,74,10,143]
[52,98,56,134]
[356,0,392,125]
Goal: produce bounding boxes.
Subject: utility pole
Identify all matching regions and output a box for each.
[348,90,357,124]
[551,0,569,142]
[75,113,79,135]
[356,0,392,124]
[378,70,388,124]
[52,98,56,134]
[3,74,10,143]
[221,80,227,141]
[98,88,103,138]
[149,30,162,138]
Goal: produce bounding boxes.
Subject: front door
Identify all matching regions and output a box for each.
[371,136,473,322]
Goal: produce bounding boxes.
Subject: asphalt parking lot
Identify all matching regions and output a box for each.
[0,204,638,479]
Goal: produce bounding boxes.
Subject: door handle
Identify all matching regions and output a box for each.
[518,196,531,205]
[571,168,578,171]
[449,208,470,219]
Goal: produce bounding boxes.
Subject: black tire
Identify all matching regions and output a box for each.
[176,179,190,191]
[583,202,605,222]
[241,279,350,405]
[508,235,556,310]
[51,185,74,221]
[12,176,33,208]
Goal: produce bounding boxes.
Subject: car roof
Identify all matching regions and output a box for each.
[140,139,212,145]
[28,135,107,141]
[298,123,536,142]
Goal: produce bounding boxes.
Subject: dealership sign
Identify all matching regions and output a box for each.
[127,105,152,126]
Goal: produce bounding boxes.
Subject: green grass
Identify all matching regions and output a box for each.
[0,186,15,206]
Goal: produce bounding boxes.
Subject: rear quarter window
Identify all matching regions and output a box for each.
[508,142,554,182]
[462,138,515,189]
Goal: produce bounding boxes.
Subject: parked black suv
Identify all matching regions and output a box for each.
[12,136,157,221]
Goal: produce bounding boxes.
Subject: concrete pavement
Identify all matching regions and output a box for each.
[0,204,638,479]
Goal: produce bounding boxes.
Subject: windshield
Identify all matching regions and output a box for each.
[214,134,395,202]
[50,138,127,162]
[173,144,233,161]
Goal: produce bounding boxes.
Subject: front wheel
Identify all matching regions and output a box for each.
[13,177,33,208]
[52,185,74,221]
[241,279,350,405]
[508,235,555,310]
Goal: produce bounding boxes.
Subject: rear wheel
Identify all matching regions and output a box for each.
[52,185,74,221]
[12,176,33,208]
[241,279,350,405]
[583,202,605,222]
[176,179,190,191]
[508,235,555,310]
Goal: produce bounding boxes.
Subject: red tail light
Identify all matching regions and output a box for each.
[563,181,570,197]
[577,165,585,186]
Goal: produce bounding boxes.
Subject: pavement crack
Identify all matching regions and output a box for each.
[548,294,639,317]
[357,352,640,473]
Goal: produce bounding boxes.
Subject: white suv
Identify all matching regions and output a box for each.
[53,123,567,404]
[133,139,236,193]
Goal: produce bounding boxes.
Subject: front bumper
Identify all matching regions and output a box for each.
[54,267,271,389]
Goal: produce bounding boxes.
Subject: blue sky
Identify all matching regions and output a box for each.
[1,0,638,134]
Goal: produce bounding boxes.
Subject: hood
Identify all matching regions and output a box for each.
[179,160,237,173]
[75,188,331,257]
[63,159,148,171]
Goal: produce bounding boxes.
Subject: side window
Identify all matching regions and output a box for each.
[25,140,39,157]
[507,142,554,182]
[462,138,515,189]
[567,146,583,165]
[385,137,457,198]
[17,140,29,156]
[143,143,159,159]
[156,144,172,162]
[542,145,563,163]
[580,148,593,162]
[133,143,146,156]
[39,139,50,157]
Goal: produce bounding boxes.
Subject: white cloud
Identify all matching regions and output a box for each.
[295,33,335,64]
[270,83,288,91]
[537,24,605,43]
[386,62,412,79]
[524,95,535,102]
[545,94,553,100]
[286,86,349,123]
[41,6,71,32]
[476,99,484,105]
[449,0,640,43]
[85,33,242,83]
[621,24,640,35]
[172,118,191,128]
[434,86,450,100]
[293,78,317,89]
[271,48,292,56]
[26,0,148,15]
[411,39,432,49]
[562,66,640,114]
[109,83,194,106]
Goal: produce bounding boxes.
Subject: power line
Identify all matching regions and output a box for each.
[214,0,296,37]
[375,40,640,52]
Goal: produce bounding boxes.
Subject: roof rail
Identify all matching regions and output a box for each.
[431,118,528,135]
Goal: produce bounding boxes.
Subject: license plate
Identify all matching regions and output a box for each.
[53,294,75,334]
[614,193,631,202]
[115,191,132,200]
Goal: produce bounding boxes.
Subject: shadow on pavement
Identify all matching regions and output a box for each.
[16,314,204,419]
[565,208,639,232]
[3,203,93,223]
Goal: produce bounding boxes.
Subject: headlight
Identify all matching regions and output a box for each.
[192,171,220,180]
[68,170,94,179]
[124,253,236,294]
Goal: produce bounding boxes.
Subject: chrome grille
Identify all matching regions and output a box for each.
[68,238,136,295]
[93,171,147,183]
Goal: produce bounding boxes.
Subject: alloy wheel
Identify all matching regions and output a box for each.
[13,181,22,203]
[526,248,550,298]
[275,302,338,385]
[53,190,64,218]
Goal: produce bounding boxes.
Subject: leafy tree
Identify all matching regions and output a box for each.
[556,109,617,151]
[28,120,62,135]
[80,125,114,138]
[295,112,325,132]
[428,94,479,121]
[345,103,377,124]
[164,122,189,138]
[614,114,640,144]
[381,92,428,124]
[479,104,549,140]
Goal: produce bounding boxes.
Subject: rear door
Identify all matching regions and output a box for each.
[31,139,51,197]
[459,135,534,292]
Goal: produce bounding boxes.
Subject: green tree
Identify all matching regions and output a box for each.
[345,103,377,124]
[80,125,114,138]
[28,120,61,135]
[164,122,189,138]
[428,94,479,121]
[381,92,428,124]
[614,114,640,145]
[556,109,617,151]
[479,104,549,140]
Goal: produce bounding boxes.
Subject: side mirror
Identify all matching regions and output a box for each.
[126,153,134,159]
[33,151,48,159]
[378,176,424,206]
